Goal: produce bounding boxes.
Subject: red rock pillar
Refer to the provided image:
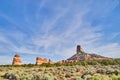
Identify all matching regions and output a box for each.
[12,54,22,65]
[77,45,83,54]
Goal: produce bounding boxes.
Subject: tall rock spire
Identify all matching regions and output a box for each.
[76,45,83,54]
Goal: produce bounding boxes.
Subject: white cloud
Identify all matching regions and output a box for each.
[110,32,120,40]
[92,43,120,58]
[0,0,120,64]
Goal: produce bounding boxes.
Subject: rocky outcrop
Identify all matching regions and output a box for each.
[77,45,83,54]
[36,57,48,65]
[57,61,63,64]
[12,54,22,65]
[11,45,109,65]
[48,59,54,64]
[62,45,109,63]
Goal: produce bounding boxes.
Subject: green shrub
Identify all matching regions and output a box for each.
[65,72,72,78]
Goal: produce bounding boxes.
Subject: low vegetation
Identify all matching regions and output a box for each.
[1,58,120,67]
[0,59,120,80]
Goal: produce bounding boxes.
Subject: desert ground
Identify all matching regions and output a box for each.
[0,64,120,80]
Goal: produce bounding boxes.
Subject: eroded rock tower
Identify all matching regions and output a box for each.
[12,54,22,65]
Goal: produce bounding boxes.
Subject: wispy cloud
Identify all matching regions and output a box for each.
[0,0,120,64]
[110,32,120,40]
[91,43,120,58]
[0,56,12,64]
[0,12,20,27]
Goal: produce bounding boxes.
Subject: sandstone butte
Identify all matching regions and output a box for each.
[36,57,54,65]
[12,54,22,65]
[36,57,48,65]
[12,54,54,65]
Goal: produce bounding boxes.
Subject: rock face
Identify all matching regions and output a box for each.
[36,57,48,65]
[12,54,22,65]
[62,45,109,63]
[57,61,63,64]
[48,59,54,64]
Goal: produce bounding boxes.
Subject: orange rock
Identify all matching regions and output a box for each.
[36,57,48,65]
[12,54,22,65]
[57,61,62,64]
[48,59,54,64]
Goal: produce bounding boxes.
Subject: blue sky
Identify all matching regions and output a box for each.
[0,0,120,64]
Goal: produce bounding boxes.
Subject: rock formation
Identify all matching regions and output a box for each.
[57,61,63,64]
[77,45,83,54]
[48,59,54,64]
[62,45,109,63]
[12,54,22,65]
[36,57,48,65]
[11,45,109,65]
